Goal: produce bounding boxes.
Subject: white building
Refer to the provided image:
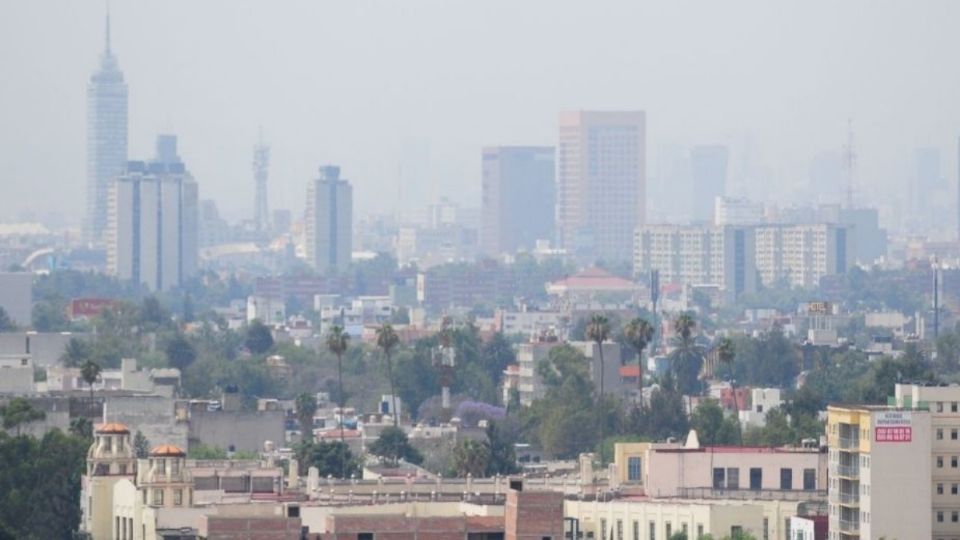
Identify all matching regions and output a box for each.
[755,224,852,289]
[0,272,32,326]
[739,388,783,428]
[633,225,757,303]
[715,196,765,226]
[305,165,352,274]
[246,296,286,326]
[107,136,198,292]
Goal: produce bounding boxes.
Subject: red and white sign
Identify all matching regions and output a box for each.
[875,426,912,442]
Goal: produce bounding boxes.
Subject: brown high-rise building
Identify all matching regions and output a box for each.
[556,111,646,263]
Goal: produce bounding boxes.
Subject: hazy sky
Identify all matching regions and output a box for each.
[2,0,959,227]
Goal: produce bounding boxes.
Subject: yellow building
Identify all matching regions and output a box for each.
[827,403,932,540]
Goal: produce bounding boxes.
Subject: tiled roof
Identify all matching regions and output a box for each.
[150,444,186,457]
[95,422,130,434]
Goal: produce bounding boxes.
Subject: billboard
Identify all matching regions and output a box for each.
[875,411,912,443]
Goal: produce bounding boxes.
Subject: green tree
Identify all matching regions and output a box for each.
[60,337,91,368]
[376,323,401,427]
[670,314,704,396]
[484,422,519,476]
[643,375,689,441]
[689,399,740,445]
[0,398,46,436]
[296,440,360,478]
[716,336,739,414]
[453,438,491,477]
[623,317,655,402]
[80,359,101,402]
[0,306,17,332]
[133,430,150,458]
[68,417,93,440]
[295,392,318,443]
[480,332,515,383]
[326,325,350,444]
[245,319,274,354]
[368,426,423,466]
[164,333,197,371]
[586,314,611,400]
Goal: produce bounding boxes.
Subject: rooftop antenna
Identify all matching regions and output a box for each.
[843,118,857,209]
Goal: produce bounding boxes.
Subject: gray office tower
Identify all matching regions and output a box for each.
[84,14,128,245]
[481,146,555,256]
[107,136,198,292]
[306,166,353,274]
[691,145,728,223]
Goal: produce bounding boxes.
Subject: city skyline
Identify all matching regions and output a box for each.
[3,2,960,232]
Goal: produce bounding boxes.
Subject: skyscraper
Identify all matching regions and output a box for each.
[690,145,728,223]
[84,13,128,245]
[107,136,198,292]
[305,166,353,274]
[556,111,646,263]
[253,138,270,234]
[481,146,555,256]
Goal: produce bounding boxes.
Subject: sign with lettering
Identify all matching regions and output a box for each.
[876,427,912,442]
[875,411,912,442]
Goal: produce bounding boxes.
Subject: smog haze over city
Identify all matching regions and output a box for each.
[4,2,960,540]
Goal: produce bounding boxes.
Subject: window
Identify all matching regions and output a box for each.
[750,468,762,490]
[713,468,726,489]
[731,526,743,536]
[952,402,957,413]
[938,483,944,495]
[763,517,769,540]
[628,457,642,482]
[803,468,816,491]
[953,429,958,440]
[939,402,945,412]
[601,519,607,540]
[939,429,945,440]
[953,511,959,523]
[952,456,958,468]
[118,437,124,451]
[780,468,793,490]
[171,459,180,476]
[665,523,672,538]
[119,464,127,475]
[938,511,944,523]
[153,489,163,506]
[953,484,958,495]
[697,525,704,538]
[358,534,373,540]
[616,520,623,540]
[939,456,944,468]
[727,468,740,489]
[649,521,656,540]
[173,489,182,506]
[633,521,639,540]
[105,437,112,452]
[141,490,147,504]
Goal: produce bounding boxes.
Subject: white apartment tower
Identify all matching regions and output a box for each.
[557,111,646,263]
[107,136,198,292]
[755,224,852,288]
[84,13,128,245]
[305,165,353,274]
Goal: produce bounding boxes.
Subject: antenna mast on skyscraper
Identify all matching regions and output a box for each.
[843,118,857,209]
[252,129,270,235]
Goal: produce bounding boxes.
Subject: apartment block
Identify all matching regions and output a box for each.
[755,224,852,289]
[826,404,932,540]
[633,224,757,303]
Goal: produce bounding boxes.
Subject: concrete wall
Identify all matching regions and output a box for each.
[187,409,285,454]
[103,395,188,451]
[0,332,92,367]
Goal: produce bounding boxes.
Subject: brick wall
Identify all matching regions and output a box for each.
[505,490,565,540]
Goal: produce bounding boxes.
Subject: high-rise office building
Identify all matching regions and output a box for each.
[253,140,270,234]
[84,13,128,245]
[691,145,728,223]
[556,111,646,262]
[107,136,198,292]
[305,166,353,274]
[481,146,555,256]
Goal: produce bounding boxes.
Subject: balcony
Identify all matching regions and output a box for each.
[838,437,860,450]
[837,491,860,505]
[838,519,860,533]
[835,464,859,478]
[676,487,827,502]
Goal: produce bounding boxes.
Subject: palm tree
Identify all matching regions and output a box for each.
[80,359,101,403]
[669,313,704,398]
[326,325,350,444]
[717,337,738,410]
[376,323,401,428]
[585,314,610,441]
[623,317,654,405]
[295,392,318,443]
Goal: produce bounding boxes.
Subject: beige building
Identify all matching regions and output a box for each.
[557,110,646,263]
[827,403,932,540]
[81,423,137,540]
[894,383,960,540]
[754,224,852,288]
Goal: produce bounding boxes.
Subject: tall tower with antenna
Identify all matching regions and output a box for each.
[843,119,857,209]
[252,134,270,234]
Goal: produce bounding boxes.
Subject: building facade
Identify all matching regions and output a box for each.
[107,137,199,292]
[755,224,852,289]
[826,404,932,540]
[714,196,765,226]
[691,145,728,223]
[85,14,128,245]
[557,111,646,263]
[633,225,757,303]
[305,166,353,274]
[481,146,555,256]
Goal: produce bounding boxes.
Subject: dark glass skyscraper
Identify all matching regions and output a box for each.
[84,14,128,245]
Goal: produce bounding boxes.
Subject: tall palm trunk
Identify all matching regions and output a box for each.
[386,351,398,428]
[636,346,645,407]
[337,352,345,444]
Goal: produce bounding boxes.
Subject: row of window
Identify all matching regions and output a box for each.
[935,402,960,413]
[140,488,187,506]
[937,484,960,495]
[597,518,703,540]
[936,456,960,468]
[936,511,960,523]
[712,467,817,491]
